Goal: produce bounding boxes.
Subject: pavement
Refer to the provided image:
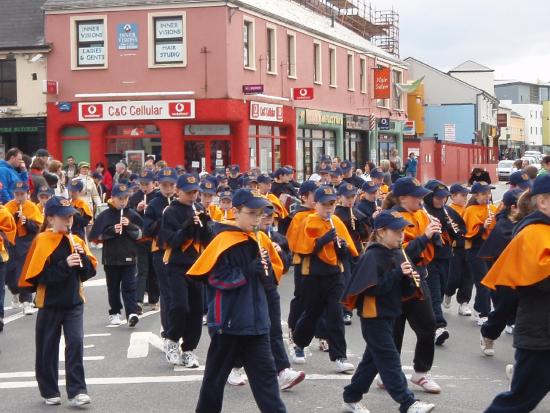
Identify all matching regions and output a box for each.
[2,181,549,413]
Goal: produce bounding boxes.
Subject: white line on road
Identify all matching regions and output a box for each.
[83,278,107,287]
[3,313,25,325]
[84,333,112,338]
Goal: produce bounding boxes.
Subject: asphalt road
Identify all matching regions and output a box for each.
[2,182,548,413]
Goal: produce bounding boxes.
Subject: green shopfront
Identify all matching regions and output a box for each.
[296,109,343,181]
[375,118,404,165]
[0,117,46,158]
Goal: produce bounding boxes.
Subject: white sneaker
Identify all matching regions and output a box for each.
[335,358,355,374]
[227,368,247,386]
[44,396,61,405]
[477,316,488,327]
[11,294,20,308]
[292,346,306,365]
[407,400,435,413]
[442,294,452,309]
[480,335,495,356]
[68,393,91,406]
[22,302,34,315]
[342,401,370,413]
[318,338,330,352]
[164,339,182,365]
[108,314,122,326]
[435,327,450,346]
[278,368,305,391]
[410,373,441,394]
[202,315,207,326]
[505,325,514,335]
[128,313,139,328]
[182,351,199,368]
[458,303,472,316]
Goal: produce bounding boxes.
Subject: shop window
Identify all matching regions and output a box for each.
[329,46,337,87]
[105,124,161,172]
[313,41,322,84]
[151,14,186,66]
[347,52,354,91]
[287,32,296,78]
[249,125,287,173]
[0,58,16,105]
[249,137,257,168]
[72,17,107,69]
[244,19,256,69]
[359,57,367,94]
[266,26,277,74]
[296,129,336,180]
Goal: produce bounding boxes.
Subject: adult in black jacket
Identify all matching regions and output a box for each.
[271,167,298,198]
[160,174,212,368]
[89,183,143,328]
[468,168,492,185]
[341,160,365,189]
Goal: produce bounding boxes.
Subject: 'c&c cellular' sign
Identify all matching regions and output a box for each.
[78,100,195,121]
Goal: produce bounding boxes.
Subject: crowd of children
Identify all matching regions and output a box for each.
[1,155,549,413]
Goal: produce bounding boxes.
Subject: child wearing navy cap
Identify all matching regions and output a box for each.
[188,189,287,413]
[342,211,435,413]
[160,174,212,367]
[89,183,144,328]
[6,180,44,315]
[68,179,93,242]
[0,204,16,331]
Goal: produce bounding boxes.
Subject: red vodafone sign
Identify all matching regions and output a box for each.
[78,100,195,121]
[292,87,314,101]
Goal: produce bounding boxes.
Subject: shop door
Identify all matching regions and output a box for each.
[185,139,230,173]
[210,140,230,174]
[184,140,206,172]
[63,139,90,163]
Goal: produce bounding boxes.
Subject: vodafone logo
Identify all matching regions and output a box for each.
[169,102,191,117]
[81,104,103,119]
[292,87,314,101]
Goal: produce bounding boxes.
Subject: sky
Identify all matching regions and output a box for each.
[381,0,550,83]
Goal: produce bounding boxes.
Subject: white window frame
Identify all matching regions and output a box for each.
[359,56,367,94]
[392,68,404,110]
[148,11,187,69]
[243,18,256,71]
[266,24,277,75]
[347,51,355,91]
[70,15,108,71]
[313,40,322,85]
[286,31,297,79]
[328,45,337,88]
[376,63,390,109]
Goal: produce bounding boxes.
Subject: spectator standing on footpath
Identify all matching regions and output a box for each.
[0,148,29,204]
[64,156,78,184]
[404,153,418,178]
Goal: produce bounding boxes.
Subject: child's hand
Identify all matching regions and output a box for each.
[66,253,82,267]
[121,217,130,226]
[73,244,85,255]
[484,216,493,229]
[400,261,413,275]
[114,223,123,234]
[20,215,27,225]
[137,200,147,212]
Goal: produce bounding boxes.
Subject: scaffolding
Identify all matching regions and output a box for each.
[291,0,400,57]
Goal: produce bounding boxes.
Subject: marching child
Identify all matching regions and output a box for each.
[199,180,223,222]
[341,210,435,413]
[187,189,287,413]
[89,183,143,327]
[6,180,44,315]
[218,190,235,222]
[68,178,93,241]
[0,204,16,331]
[36,186,54,218]
[19,196,97,406]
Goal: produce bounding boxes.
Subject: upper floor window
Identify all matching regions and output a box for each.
[328,45,337,87]
[347,52,354,90]
[287,32,296,78]
[243,19,255,69]
[359,57,367,93]
[266,26,277,74]
[77,19,106,68]
[313,41,321,84]
[153,16,184,65]
[0,58,16,105]
[392,69,403,109]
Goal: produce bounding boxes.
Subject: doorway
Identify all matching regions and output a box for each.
[184,138,230,173]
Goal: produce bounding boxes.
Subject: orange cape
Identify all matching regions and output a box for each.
[19,230,97,288]
[286,209,315,254]
[400,209,434,265]
[266,193,289,219]
[0,206,16,261]
[207,204,223,222]
[5,200,44,237]
[448,203,465,217]
[482,224,550,290]
[463,204,498,240]
[301,214,359,265]
[187,228,284,283]
[163,238,203,264]
[72,198,93,219]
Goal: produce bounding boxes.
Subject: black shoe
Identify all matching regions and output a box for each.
[0,319,3,332]
[136,304,143,316]
[435,327,450,346]
[128,314,139,328]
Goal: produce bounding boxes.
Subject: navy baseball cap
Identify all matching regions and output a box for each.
[200,180,217,195]
[92,172,103,180]
[37,185,54,197]
[330,167,343,177]
[449,183,470,194]
[229,165,240,174]
[157,168,178,183]
[362,181,380,194]
[138,170,155,183]
[243,175,259,187]
[273,167,292,178]
[314,186,338,203]
[177,174,200,192]
[257,174,273,184]
[508,170,532,190]
[36,148,50,157]
[374,210,412,230]
[369,168,384,180]
[129,173,139,182]
[318,165,332,175]
[470,181,495,194]
[338,183,357,197]
[320,155,332,163]
[502,188,524,206]
[340,160,353,172]
[531,173,550,196]
[299,180,318,196]
[68,178,84,192]
[425,180,451,198]
[219,190,233,200]
[13,180,29,193]
[44,196,78,217]
[284,165,296,172]
[232,189,270,209]
[392,177,432,198]
[263,204,275,216]
[112,183,131,198]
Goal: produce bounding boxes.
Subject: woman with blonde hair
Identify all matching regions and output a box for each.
[379,160,392,187]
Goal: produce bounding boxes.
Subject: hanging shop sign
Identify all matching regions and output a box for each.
[373,67,391,99]
[250,101,283,122]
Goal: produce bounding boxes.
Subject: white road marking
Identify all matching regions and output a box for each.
[83,278,107,287]
[3,313,25,325]
[84,344,95,349]
[84,333,111,338]
[127,332,164,358]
